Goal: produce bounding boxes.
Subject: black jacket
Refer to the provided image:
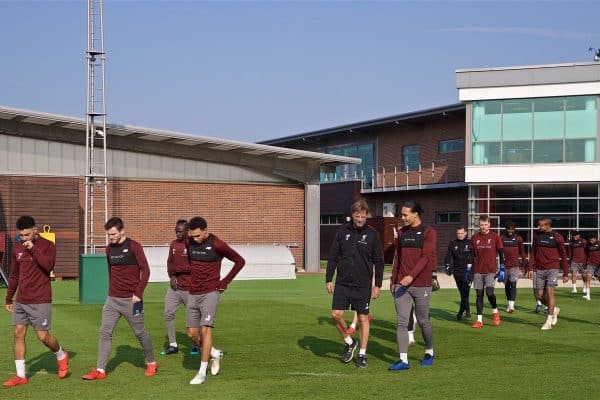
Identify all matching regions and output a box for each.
[444,238,473,272]
[326,223,384,288]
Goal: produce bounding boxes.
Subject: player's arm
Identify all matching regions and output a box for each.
[325,231,342,286]
[133,242,150,300]
[166,243,175,278]
[5,249,20,310]
[557,235,569,278]
[31,240,56,273]
[216,240,245,291]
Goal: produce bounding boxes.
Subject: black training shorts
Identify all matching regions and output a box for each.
[332,285,372,314]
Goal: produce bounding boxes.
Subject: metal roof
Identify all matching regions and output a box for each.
[0,105,360,166]
[259,103,465,145]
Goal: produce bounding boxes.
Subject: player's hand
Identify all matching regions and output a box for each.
[22,240,33,250]
[5,304,13,313]
[326,282,333,294]
[527,270,533,279]
[371,286,380,299]
[562,276,569,284]
[169,276,178,290]
[399,275,413,287]
[132,295,141,303]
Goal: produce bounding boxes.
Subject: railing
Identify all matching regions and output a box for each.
[320,160,465,191]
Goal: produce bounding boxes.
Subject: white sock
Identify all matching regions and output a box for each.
[508,301,514,309]
[408,330,415,342]
[572,284,577,290]
[15,360,25,378]
[536,300,542,306]
[199,361,208,375]
[210,347,221,358]
[492,308,498,314]
[477,315,483,323]
[169,342,178,348]
[350,322,357,329]
[400,353,408,363]
[344,335,353,345]
[425,349,434,356]
[97,368,105,373]
[546,315,553,324]
[55,347,66,361]
[359,348,366,356]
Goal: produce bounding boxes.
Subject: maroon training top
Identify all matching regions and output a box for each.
[188,234,245,295]
[528,231,568,276]
[586,242,600,267]
[105,238,150,299]
[569,238,587,264]
[6,235,55,305]
[501,233,526,268]
[167,239,192,290]
[391,224,437,288]
[471,231,503,274]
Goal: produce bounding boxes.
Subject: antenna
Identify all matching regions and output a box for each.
[84,0,108,254]
[588,46,600,62]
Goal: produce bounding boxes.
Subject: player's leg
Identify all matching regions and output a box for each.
[123,298,156,376]
[413,287,434,366]
[388,290,414,370]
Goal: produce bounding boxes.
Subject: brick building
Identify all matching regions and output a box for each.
[0,106,358,277]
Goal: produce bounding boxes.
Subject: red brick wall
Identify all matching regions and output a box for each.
[79,179,306,271]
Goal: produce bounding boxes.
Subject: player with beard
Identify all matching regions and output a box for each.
[500,222,527,313]
[527,217,568,330]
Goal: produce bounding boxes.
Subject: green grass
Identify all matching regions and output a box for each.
[1,276,599,399]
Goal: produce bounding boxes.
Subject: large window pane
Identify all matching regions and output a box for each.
[533,140,563,163]
[580,183,598,197]
[580,199,598,213]
[402,145,420,170]
[533,97,564,139]
[566,96,597,138]
[490,185,532,198]
[566,139,595,162]
[503,141,531,163]
[533,215,576,229]
[503,99,533,140]
[534,184,577,197]
[534,199,576,213]
[489,199,531,213]
[472,101,501,141]
[472,142,500,164]
[579,215,598,228]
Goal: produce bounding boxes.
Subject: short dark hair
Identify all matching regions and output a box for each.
[104,217,124,231]
[571,230,580,236]
[401,201,424,216]
[588,231,597,239]
[350,199,369,215]
[189,216,207,230]
[505,221,516,230]
[175,219,188,227]
[538,216,552,225]
[16,216,35,230]
[456,225,467,232]
[479,215,490,223]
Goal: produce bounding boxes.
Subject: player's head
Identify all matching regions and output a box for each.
[588,232,597,243]
[175,219,188,241]
[350,199,369,228]
[189,216,209,243]
[16,215,37,242]
[456,225,467,240]
[478,215,491,233]
[104,217,126,244]
[504,221,516,236]
[571,230,581,240]
[537,217,552,233]
[400,201,424,227]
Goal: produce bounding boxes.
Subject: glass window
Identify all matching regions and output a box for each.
[579,215,598,229]
[533,97,564,139]
[533,215,576,229]
[534,199,577,213]
[470,185,489,199]
[503,99,533,140]
[534,184,577,197]
[502,141,531,164]
[566,96,597,138]
[439,139,464,153]
[472,101,501,142]
[579,199,598,213]
[566,139,595,162]
[489,199,531,213]
[402,145,420,170]
[472,142,500,164]
[580,183,598,197]
[490,185,532,198]
[435,212,461,224]
[323,143,375,186]
[533,140,563,163]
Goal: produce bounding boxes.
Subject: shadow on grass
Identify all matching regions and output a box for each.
[28,349,78,378]
[106,345,147,373]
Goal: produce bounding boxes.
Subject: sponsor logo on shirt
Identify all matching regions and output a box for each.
[122,249,129,253]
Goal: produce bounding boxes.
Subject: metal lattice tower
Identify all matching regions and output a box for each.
[84,0,108,254]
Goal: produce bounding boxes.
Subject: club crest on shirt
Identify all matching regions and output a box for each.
[454,246,458,250]
[345,234,351,241]
[17,252,23,260]
[122,249,129,253]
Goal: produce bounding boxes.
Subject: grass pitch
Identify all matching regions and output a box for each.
[1,275,599,399]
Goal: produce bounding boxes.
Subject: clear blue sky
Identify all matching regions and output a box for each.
[1,0,599,142]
